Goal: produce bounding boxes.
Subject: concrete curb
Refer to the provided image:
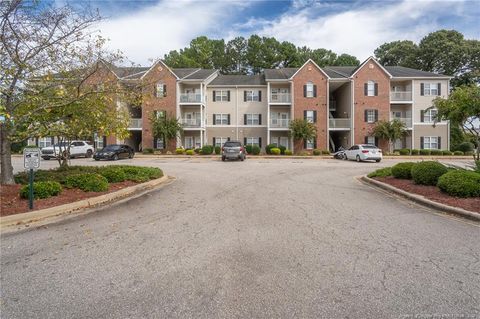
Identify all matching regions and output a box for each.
[0,175,174,230]
[360,175,480,221]
[134,154,473,160]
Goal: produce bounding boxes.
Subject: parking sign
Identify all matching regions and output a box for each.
[24,148,41,170]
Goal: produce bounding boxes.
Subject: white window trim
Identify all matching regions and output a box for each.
[423,83,439,96]
[367,110,376,123]
[423,108,438,123]
[155,82,164,97]
[306,82,314,98]
[367,136,375,145]
[38,137,52,148]
[306,139,315,150]
[306,110,314,123]
[246,137,260,147]
[246,113,260,125]
[367,81,375,96]
[246,90,259,102]
[215,90,229,102]
[214,137,229,147]
[214,113,229,125]
[423,136,438,150]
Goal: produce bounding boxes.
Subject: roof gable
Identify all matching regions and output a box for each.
[140,60,179,80]
[290,59,330,80]
[350,56,392,79]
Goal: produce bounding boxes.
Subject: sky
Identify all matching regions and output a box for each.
[59,0,480,66]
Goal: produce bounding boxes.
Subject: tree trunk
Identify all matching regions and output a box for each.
[0,123,15,184]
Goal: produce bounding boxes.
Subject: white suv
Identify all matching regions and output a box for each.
[41,140,94,160]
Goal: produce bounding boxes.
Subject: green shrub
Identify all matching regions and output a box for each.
[312,149,321,156]
[142,148,154,154]
[251,145,261,155]
[411,149,419,155]
[194,148,201,154]
[265,144,276,155]
[430,149,443,156]
[175,148,184,154]
[201,145,213,155]
[465,151,474,156]
[65,173,109,192]
[298,151,309,156]
[99,167,126,183]
[391,162,415,179]
[419,149,431,156]
[285,150,293,156]
[186,149,194,155]
[399,149,411,155]
[14,166,99,185]
[245,145,253,154]
[442,150,453,156]
[20,181,62,199]
[453,150,464,156]
[271,147,281,155]
[456,142,474,153]
[411,161,448,186]
[437,170,480,198]
[113,166,162,182]
[321,149,330,155]
[367,167,392,178]
[278,145,287,155]
[214,146,221,155]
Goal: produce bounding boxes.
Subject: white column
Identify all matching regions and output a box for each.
[267,82,271,145]
[176,81,181,148]
[200,83,203,103]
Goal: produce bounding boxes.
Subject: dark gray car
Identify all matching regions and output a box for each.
[221,141,246,161]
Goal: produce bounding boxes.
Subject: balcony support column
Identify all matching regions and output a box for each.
[267,82,270,145]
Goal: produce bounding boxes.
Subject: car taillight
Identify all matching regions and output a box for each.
[240,147,244,152]
[362,150,369,153]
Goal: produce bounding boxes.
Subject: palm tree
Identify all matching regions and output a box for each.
[150,115,183,150]
[371,119,407,153]
[289,119,317,152]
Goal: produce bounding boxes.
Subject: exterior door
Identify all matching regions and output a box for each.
[185,136,193,149]
[280,136,289,149]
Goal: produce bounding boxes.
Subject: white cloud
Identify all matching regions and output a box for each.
[96,0,248,65]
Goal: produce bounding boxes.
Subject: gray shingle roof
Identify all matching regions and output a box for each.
[184,69,217,80]
[384,66,449,78]
[264,68,298,80]
[171,68,200,78]
[210,74,266,86]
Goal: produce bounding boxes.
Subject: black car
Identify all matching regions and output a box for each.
[93,144,134,161]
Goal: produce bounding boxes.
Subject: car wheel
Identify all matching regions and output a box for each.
[113,154,119,161]
[222,156,226,161]
[43,157,50,160]
[129,152,134,159]
[94,158,100,161]
[343,154,348,161]
[356,155,361,162]
[86,150,93,158]
[376,159,381,163]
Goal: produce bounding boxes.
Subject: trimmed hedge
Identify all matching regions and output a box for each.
[322,150,330,155]
[411,161,447,185]
[142,148,154,154]
[214,146,221,155]
[245,145,253,154]
[194,148,201,154]
[442,150,453,156]
[391,162,415,179]
[430,149,443,156]
[20,181,62,199]
[271,147,281,155]
[251,145,260,155]
[186,149,194,155]
[399,149,410,155]
[285,150,293,156]
[201,145,214,155]
[312,149,321,156]
[278,145,287,155]
[99,167,126,183]
[411,149,419,155]
[419,149,431,156]
[367,167,392,178]
[65,173,109,192]
[437,170,480,198]
[453,151,464,155]
[456,142,474,153]
[175,148,184,154]
[265,144,276,155]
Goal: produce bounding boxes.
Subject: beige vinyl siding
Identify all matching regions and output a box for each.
[412,79,449,123]
[413,124,449,149]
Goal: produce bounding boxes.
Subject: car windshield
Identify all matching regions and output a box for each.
[362,145,378,149]
[224,142,241,147]
[102,145,121,151]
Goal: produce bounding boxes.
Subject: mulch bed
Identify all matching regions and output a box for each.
[374,176,480,213]
[1,181,137,217]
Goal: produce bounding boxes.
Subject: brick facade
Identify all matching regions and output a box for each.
[141,62,178,151]
[352,59,390,150]
[292,61,328,152]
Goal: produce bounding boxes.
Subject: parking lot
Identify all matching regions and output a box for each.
[2,156,479,318]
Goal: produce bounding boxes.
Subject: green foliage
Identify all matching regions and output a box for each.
[285,150,293,156]
[265,144,276,155]
[442,150,453,155]
[176,148,184,154]
[150,115,183,150]
[321,150,330,155]
[65,173,109,192]
[367,167,392,178]
[201,145,214,155]
[371,119,407,152]
[391,162,416,179]
[214,146,221,155]
[398,149,411,155]
[312,149,321,156]
[374,40,419,68]
[430,149,443,156]
[194,148,201,154]
[245,145,253,154]
[278,145,287,155]
[99,167,126,183]
[186,149,194,155]
[270,148,281,155]
[20,181,62,199]
[419,149,431,156]
[411,161,448,185]
[453,151,464,155]
[289,119,317,145]
[456,142,475,153]
[437,170,480,198]
[251,145,261,155]
[115,165,163,182]
[411,149,420,155]
[142,148,154,154]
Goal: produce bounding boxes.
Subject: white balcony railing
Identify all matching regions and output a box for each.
[270,118,291,128]
[270,93,291,103]
[329,118,351,129]
[180,93,203,103]
[179,118,204,128]
[129,118,142,129]
[390,91,412,101]
[393,117,413,128]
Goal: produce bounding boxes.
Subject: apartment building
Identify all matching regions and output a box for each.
[27,57,451,153]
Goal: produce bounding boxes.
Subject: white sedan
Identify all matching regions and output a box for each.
[345,144,382,162]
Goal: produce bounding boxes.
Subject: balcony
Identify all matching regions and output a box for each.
[390,91,412,102]
[270,93,291,104]
[329,118,351,129]
[270,118,290,128]
[393,117,413,128]
[180,93,203,104]
[329,100,336,111]
[129,118,142,129]
[179,118,205,128]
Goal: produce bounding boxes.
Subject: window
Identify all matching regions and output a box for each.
[246,90,260,102]
[366,109,377,123]
[246,137,260,147]
[38,137,52,148]
[423,109,438,123]
[306,139,315,150]
[246,113,260,125]
[306,82,314,98]
[305,110,315,123]
[214,114,229,125]
[214,90,229,102]
[214,137,229,147]
[155,82,165,97]
[367,136,376,145]
[423,136,438,149]
[184,136,194,149]
[367,81,375,96]
[423,83,439,96]
[156,138,164,150]
[94,136,104,149]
